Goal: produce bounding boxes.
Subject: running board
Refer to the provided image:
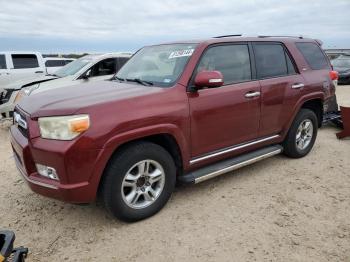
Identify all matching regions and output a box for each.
[178,145,283,184]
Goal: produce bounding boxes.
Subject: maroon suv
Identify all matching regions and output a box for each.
[10,36,338,221]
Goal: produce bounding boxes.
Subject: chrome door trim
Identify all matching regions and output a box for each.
[195,148,282,183]
[190,134,280,165]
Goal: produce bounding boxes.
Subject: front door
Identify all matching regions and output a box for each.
[188,43,261,157]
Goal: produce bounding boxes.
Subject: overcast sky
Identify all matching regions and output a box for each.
[0,0,349,53]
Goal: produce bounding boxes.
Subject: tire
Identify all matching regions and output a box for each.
[101,141,176,222]
[283,109,318,158]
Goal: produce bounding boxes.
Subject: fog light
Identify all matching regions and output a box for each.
[35,164,59,180]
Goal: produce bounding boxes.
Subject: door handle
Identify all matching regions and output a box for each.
[291,83,304,89]
[245,91,261,98]
[35,71,44,73]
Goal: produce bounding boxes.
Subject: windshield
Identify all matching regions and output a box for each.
[116,44,197,87]
[55,57,92,77]
[332,57,350,68]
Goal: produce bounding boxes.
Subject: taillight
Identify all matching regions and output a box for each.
[330,70,338,81]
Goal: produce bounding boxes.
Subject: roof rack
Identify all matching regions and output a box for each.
[213,34,242,38]
[258,35,304,39]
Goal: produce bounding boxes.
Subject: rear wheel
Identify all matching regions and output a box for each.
[283,109,318,158]
[101,141,176,222]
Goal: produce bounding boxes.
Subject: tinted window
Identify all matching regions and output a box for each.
[0,55,6,69]
[45,60,65,67]
[90,58,116,77]
[12,54,39,69]
[117,57,129,70]
[196,44,251,85]
[296,42,330,70]
[64,60,74,65]
[254,43,288,78]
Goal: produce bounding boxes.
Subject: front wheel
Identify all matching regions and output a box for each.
[101,141,176,222]
[283,109,318,158]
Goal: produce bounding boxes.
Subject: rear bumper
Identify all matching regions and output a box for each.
[10,122,102,203]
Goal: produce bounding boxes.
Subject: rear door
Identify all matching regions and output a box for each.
[253,42,304,137]
[8,54,45,83]
[188,43,261,157]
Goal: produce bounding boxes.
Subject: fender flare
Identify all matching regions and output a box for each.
[87,123,190,197]
[281,92,325,138]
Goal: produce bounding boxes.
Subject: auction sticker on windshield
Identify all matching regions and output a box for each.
[169,49,194,59]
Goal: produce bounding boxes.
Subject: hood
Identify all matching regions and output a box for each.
[30,75,76,95]
[18,80,163,117]
[4,75,59,91]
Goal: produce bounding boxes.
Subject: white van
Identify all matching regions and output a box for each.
[44,57,75,74]
[0,52,46,90]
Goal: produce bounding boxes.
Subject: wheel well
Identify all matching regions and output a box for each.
[96,134,183,202]
[107,134,183,175]
[301,99,323,127]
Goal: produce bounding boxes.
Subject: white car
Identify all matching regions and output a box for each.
[0,51,46,90]
[44,57,75,74]
[0,53,132,118]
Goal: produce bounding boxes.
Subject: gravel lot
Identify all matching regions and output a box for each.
[0,85,349,262]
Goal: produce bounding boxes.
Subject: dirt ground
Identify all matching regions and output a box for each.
[0,86,349,262]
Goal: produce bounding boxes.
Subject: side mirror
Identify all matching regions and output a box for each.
[194,70,224,89]
[82,69,91,80]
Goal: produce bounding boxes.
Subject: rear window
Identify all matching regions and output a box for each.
[296,42,330,70]
[45,60,66,67]
[0,55,6,69]
[12,54,39,69]
[254,43,290,79]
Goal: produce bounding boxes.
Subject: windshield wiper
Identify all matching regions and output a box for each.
[127,78,153,86]
[112,77,153,86]
[46,73,60,77]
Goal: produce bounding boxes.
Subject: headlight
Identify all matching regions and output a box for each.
[38,115,90,140]
[23,83,39,96]
[14,90,24,103]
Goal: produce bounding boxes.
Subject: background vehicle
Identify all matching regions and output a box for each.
[331,55,350,84]
[0,53,131,118]
[44,57,75,74]
[0,51,46,90]
[10,36,337,222]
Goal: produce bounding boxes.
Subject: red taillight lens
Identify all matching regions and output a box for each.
[330,70,338,81]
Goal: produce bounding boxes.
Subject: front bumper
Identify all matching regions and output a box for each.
[9,110,102,203]
[0,89,18,118]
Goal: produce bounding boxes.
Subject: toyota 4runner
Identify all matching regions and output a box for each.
[10,36,338,221]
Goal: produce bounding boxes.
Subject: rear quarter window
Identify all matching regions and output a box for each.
[296,42,330,70]
[12,54,39,69]
[0,54,6,69]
